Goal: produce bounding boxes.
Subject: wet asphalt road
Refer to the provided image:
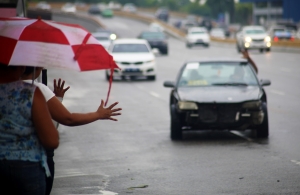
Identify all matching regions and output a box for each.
[48,14,300,195]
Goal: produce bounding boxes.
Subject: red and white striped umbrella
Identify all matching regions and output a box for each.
[0,17,119,71]
[0,17,119,105]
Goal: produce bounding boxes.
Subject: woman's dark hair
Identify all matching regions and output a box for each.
[23,67,36,76]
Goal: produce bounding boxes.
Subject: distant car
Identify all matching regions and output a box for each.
[92,32,112,49]
[35,1,51,10]
[122,3,137,13]
[149,22,164,32]
[210,28,226,39]
[61,3,77,13]
[180,21,198,33]
[186,27,210,48]
[95,28,118,41]
[236,25,271,53]
[137,30,169,55]
[107,39,156,81]
[267,25,294,41]
[88,4,101,14]
[155,8,169,22]
[101,8,114,17]
[163,58,271,140]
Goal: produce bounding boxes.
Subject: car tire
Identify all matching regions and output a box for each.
[186,43,191,48]
[255,102,269,138]
[266,48,271,52]
[161,48,168,55]
[170,105,183,140]
[236,44,241,53]
[147,75,156,81]
[205,44,210,48]
[259,48,264,53]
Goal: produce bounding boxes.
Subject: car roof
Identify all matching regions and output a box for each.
[112,38,148,44]
[184,58,248,64]
[243,25,264,30]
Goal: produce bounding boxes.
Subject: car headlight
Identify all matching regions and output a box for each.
[264,36,271,42]
[110,34,117,40]
[244,36,252,42]
[177,101,198,110]
[146,59,155,63]
[242,101,261,109]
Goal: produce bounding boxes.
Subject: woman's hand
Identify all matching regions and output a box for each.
[97,100,122,121]
[53,78,70,98]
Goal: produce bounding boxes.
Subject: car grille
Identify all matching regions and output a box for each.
[252,39,264,42]
[120,61,144,65]
[197,103,242,123]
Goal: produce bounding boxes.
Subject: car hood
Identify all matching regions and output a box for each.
[177,86,261,103]
[187,34,209,39]
[111,53,154,62]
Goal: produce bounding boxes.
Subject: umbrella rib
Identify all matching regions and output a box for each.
[73,33,91,61]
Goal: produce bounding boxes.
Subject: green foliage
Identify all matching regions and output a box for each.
[234,3,252,25]
[183,3,211,17]
[205,0,235,22]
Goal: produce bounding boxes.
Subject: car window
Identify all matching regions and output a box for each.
[178,62,258,87]
[245,29,265,34]
[190,31,206,34]
[112,44,149,53]
[141,32,165,39]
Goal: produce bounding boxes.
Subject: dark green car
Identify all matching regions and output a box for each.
[101,8,113,18]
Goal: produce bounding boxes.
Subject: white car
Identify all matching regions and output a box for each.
[236,25,271,53]
[35,1,51,10]
[122,3,137,13]
[186,27,210,48]
[61,3,77,13]
[92,32,112,50]
[107,39,156,80]
[210,28,226,39]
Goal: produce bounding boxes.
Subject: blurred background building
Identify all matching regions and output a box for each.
[240,0,300,25]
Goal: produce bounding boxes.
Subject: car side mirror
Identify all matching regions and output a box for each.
[260,79,271,86]
[163,81,175,88]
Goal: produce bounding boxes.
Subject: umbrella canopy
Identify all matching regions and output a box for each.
[0,17,118,71]
[0,17,119,105]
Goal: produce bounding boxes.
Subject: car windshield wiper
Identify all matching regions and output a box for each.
[212,82,248,86]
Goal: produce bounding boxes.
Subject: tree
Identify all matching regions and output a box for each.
[234,3,252,25]
[205,0,235,22]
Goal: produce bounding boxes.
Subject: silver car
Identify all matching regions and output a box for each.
[236,25,271,53]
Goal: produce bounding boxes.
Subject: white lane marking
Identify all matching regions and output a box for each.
[280,68,291,72]
[270,90,285,96]
[135,84,163,100]
[150,91,160,98]
[230,131,253,142]
[99,191,118,195]
[291,160,300,165]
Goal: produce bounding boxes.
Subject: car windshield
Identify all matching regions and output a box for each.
[178,62,258,87]
[245,29,265,34]
[95,36,110,41]
[141,32,165,39]
[112,44,149,53]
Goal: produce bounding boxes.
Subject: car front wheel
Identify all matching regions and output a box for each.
[254,102,269,138]
[170,106,183,140]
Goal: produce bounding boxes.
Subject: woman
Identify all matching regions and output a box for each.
[22,66,122,195]
[0,65,59,195]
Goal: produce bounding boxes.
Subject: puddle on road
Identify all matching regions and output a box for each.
[99,190,118,195]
